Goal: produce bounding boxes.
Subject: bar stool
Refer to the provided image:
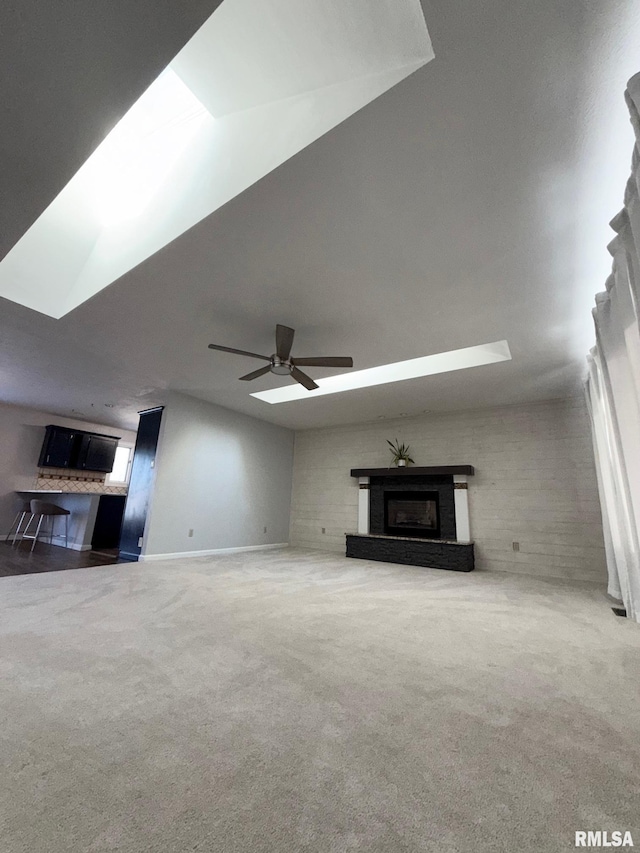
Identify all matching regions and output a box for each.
[5,501,33,545]
[20,500,70,552]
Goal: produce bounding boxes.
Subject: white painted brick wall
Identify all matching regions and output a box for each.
[290,397,607,583]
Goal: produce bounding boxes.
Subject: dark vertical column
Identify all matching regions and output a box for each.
[118,407,164,562]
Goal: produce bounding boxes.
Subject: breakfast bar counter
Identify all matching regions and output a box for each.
[16,490,126,551]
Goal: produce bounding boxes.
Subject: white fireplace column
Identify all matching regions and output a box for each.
[453,474,471,542]
[357,477,370,534]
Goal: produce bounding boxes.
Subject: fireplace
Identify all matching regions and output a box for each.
[384,491,441,539]
[348,466,474,571]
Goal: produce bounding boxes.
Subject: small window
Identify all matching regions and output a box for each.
[106,444,133,484]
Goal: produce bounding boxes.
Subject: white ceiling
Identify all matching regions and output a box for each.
[0,0,432,317]
[1,0,639,432]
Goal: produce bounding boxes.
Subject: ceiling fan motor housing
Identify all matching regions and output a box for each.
[270,356,292,375]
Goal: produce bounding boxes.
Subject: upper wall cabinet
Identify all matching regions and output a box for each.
[38,426,77,468]
[76,433,120,473]
[38,425,121,473]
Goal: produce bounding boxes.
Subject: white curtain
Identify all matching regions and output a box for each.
[585,71,640,622]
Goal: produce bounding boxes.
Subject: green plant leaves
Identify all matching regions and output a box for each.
[387,437,414,464]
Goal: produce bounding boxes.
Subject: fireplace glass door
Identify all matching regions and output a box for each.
[384,491,441,539]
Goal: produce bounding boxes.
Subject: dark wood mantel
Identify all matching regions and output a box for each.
[350,465,474,478]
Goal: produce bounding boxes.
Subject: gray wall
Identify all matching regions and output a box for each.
[143,393,294,557]
[0,400,136,535]
[290,397,607,583]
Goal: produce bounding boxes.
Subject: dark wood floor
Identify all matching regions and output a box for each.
[0,541,122,578]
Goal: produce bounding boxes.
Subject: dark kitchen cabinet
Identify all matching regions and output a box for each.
[76,434,119,473]
[92,495,127,549]
[38,425,121,472]
[38,426,77,468]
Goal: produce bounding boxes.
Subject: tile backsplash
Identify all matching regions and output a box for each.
[34,467,127,495]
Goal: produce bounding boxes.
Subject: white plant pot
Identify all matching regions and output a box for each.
[396,459,407,467]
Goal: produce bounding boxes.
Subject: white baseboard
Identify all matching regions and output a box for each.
[139,542,289,563]
[68,543,92,552]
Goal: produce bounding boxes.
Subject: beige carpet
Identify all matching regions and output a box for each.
[1,548,639,852]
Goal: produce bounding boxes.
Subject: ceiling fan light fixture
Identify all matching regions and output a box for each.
[270,356,292,376]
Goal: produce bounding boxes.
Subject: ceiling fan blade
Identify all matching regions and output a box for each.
[291,366,319,391]
[275,324,295,360]
[208,344,271,361]
[291,356,353,368]
[238,366,272,381]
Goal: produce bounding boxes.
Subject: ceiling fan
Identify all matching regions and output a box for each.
[208,324,353,391]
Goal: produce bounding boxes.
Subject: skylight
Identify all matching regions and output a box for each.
[250,341,512,404]
[0,0,433,318]
[86,69,210,227]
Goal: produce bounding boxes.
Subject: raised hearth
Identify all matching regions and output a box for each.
[346,534,474,572]
[347,465,475,571]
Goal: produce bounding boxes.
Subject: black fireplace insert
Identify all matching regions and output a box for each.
[383,490,441,539]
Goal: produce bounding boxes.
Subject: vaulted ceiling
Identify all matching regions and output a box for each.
[2,0,639,431]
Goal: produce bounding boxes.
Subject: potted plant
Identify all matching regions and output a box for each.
[387,438,415,467]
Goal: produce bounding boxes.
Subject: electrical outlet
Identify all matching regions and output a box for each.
[322,527,326,534]
[263,526,267,534]
[512,541,520,552]
[137,537,143,548]
[188,529,194,538]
